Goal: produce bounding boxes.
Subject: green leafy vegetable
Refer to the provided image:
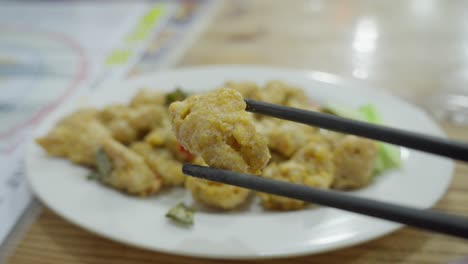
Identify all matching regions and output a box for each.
[358,104,381,123]
[87,148,112,181]
[96,148,112,177]
[166,88,187,105]
[87,171,100,180]
[322,104,366,121]
[166,203,195,226]
[376,143,402,172]
[357,104,402,174]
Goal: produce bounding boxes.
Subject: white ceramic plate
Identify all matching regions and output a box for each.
[26,66,454,259]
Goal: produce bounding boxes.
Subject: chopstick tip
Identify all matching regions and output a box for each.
[182,163,196,175]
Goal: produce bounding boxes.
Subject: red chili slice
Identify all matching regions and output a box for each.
[178,144,194,162]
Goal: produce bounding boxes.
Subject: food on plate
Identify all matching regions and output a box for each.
[98,139,162,196]
[331,135,378,190]
[223,81,261,100]
[130,89,165,107]
[185,177,251,210]
[130,141,186,187]
[36,80,400,211]
[291,140,335,188]
[358,104,402,174]
[144,125,194,162]
[257,80,309,108]
[36,109,110,166]
[170,88,270,209]
[265,121,318,158]
[323,104,401,175]
[99,104,166,145]
[36,105,163,196]
[258,136,335,210]
[169,88,270,175]
[258,161,312,210]
[165,88,188,105]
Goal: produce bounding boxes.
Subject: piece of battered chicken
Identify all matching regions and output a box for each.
[99,104,166,144]
[170,88,270,175]
[258,161,311,210]
[36,108,162,196]
[331,135,378,190]
[267,121,319,158]
[100,139,162,195]
[185,177,251,210]
[258,80,309,108]
[56,108,99,126]
[144,122,194,163]
[130,141,186,187]
[292,139,335,188]
[258,136,335,210]
[170,88,270,209]
[129,89,165,107]
[223,81,262,100]
[36,109,110,166]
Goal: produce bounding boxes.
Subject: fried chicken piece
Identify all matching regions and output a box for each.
[292,139,335,188]
[144,122,194,163]
[129,89,165,107]
[170,88,270,209]
[130,142,186,187]
[170,88,270,175]
[56,108,99,126]
[223,81,262,100]
[185,177,250,210]
[267,121,319,157]
[259,80,309,108]
[258,161,310,210]
[36,109,110,166]
[36,109,162,195]
[99,104,166,144]
[100,139,162,195]
[331,135,378,190]
[258,137,335,210]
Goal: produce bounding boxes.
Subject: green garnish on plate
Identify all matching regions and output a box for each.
[166,202,195,226]
[87,148,113,181]
[166,88,188,105]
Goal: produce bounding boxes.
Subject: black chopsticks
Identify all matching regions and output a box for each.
[182,99,468,240]
[245,99,468,162]
[183,164,468,240]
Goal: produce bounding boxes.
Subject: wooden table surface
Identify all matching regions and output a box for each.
[7,1,468,263]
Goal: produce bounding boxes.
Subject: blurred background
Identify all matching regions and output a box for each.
[1,0,468,263]
[182,0,468,125]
